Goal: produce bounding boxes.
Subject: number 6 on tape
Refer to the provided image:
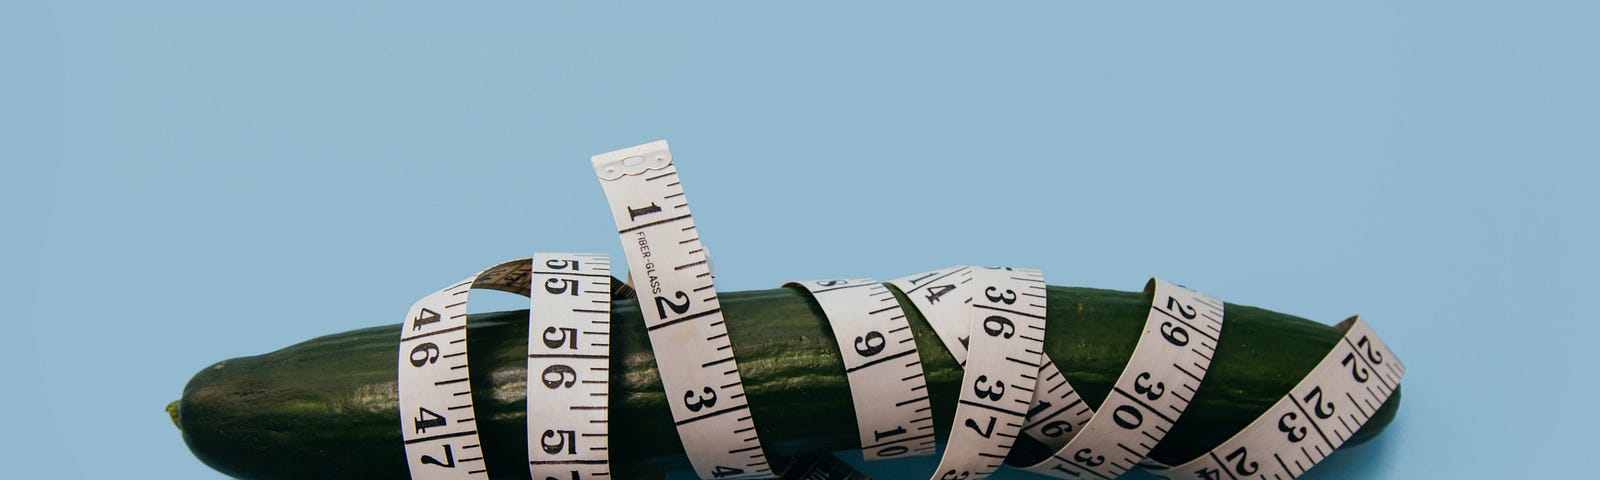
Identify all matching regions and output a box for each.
[528,253,613,480]
[399,259,538,479]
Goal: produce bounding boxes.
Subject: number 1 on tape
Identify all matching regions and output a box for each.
[592,140,773,479]
[528,253,613,479]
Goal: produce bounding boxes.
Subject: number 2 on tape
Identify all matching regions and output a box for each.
[1143,316,1404,480]
[592,140,773,479]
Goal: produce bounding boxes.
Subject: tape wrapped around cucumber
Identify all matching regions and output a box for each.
[168,140,1403,479]
[169,277,1401,479]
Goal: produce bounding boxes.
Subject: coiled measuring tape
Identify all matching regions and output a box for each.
[399,259,537,479]
[889,266,1095,452]
[591,140,774,479]
[392,139,1405,480]
[785,278,937,460]
[1142,316,1403,480]
[1014,278,1224,479]
[527,253,613,480]
[920,266,1049,480]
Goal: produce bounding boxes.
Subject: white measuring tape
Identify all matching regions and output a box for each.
[1015,278,1224,479]
[1142,316,1403,480]
[390,139,1405,480]
[918,266,1049,480]
[889,266,1095,453]
[399,259,537,479]
[591,140,774,480]
[785,278,937,461]
[527,253,613,480]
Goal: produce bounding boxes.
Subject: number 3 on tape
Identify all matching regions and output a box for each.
[592,140,774,479]
[1143,316,1404,480]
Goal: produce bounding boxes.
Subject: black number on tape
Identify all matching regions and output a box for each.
[1303,386,1336,419]
[964,415,997,438]
[874,426,907,441]
[984,286,1017,305]
[854,331,886,357]
[982,315,1015,338]
[543,326,578,350]
[541,429,577,455]
[1113,405,1144,430]
[545,258,580,270]
[684,387,718,412]
[1074,448,1106,467]
[1358,336,1384,364]
[1166,296,1198,319]
[409,343,440,368]
[541,364,578,389]
[1160,321,1190,347]
[941,470,971,480]
[655,292,692,318]
[413,407,447,433]
[1134,372,1166,401]
[412,308,441,331]
[712,466,745,478]
[1041,420,1073,437]
[545,278,580,296]
[926,284,956,303]
[1342,353,1371,382]
[1278,411,1308,443]
[974,375,1006,401]
[421,444,456,468]
[1224,446,1259,476]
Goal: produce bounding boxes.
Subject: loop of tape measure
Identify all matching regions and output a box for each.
[399,258,537,479]
[394,140,1406,480]
[786,279,938,461]
[1014,278,1223,479]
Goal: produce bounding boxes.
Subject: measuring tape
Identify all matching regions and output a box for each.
[591,140,774,480]
[527,253,613,480]
[399,258,537,479]
[387,139,1405,480]
[1142,316,1403,480]
[915,266,1049,480]
[889,266,1095,453]
[786,278,937,460]
[1015,278,1224,479]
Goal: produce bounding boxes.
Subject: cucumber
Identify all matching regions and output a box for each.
[171,285,1400,479]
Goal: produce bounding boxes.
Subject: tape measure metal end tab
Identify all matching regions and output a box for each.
[592,140,672,180]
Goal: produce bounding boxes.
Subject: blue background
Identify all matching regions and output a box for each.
[4,1,1595,479]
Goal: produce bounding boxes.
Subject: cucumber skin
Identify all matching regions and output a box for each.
[176,286,1400,479]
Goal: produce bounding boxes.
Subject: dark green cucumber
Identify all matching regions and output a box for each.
[172,285,1400,479]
